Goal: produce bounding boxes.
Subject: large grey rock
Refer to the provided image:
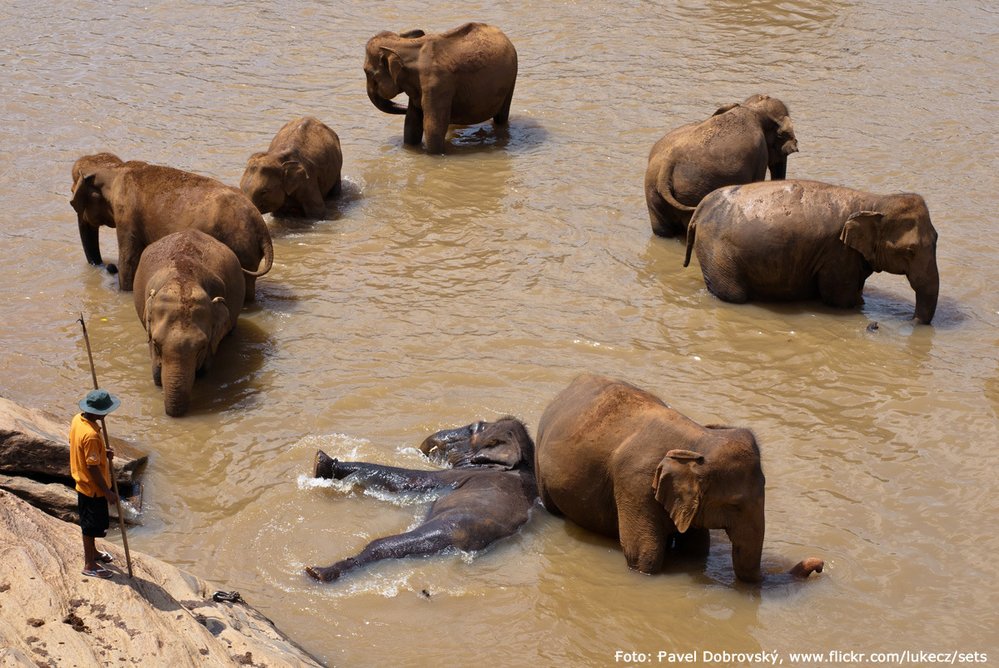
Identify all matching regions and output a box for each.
[0,490,321,667]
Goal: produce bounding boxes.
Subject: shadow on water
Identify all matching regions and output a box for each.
[445,118,549,155]
[182,317,273,416]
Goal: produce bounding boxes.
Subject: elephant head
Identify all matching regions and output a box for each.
[143,281,231,417]
[69,153,123,266]
[839,194,940,324]
[419,418,535,471]
[239,151,308,214]
[652,432,766,583]
[363,29,426,115]
[741,94,798,179]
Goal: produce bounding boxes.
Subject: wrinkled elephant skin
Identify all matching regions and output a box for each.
[364,23,518,154]
[133,230,246,417]
[645,94,798,237]
[70,153,273,300]
[684,180,939,324]
[305,418,538,582]
[535,374,823,583]
[240,116,343,219]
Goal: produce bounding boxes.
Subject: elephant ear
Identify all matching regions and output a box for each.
[143,289,157,339]
[380,47,405,83]
[652,449,705,534]
[840,211,884,267]
[467,437,522,470]
[281,161,308,194]
[712,102,740,116]
[69,173,98,213]
[209,296,229,352]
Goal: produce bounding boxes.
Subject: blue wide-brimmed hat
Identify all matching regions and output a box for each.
[79,389,121,415]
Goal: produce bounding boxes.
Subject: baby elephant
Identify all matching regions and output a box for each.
[240,116,343,219]
[684,180,940,324]
[133,230,245,417]
[645,94,798,237]
[306,418,538,582]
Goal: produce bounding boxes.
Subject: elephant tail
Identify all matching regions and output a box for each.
[659,162,697,215]
[242,230,274,277]
[683,216,697,268]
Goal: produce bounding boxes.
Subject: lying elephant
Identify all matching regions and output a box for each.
[133,230,245,417]
[306,418,538,582]
[364,22,518,154]
[645,94,798,237]
[536,374,824,583]
[683,179,940,324]
[70,153,273,300]
[240,116,343,219]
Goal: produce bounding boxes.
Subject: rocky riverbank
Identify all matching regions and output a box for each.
[0,397,321,667]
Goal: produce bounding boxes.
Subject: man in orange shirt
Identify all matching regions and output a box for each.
[69,389,121,579]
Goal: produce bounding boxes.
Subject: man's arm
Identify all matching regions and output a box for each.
[87,464,118,504]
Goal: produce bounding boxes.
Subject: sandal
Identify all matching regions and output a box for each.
[97,551,114,564]
[82,567,113,579]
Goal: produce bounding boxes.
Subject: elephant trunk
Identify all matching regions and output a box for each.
[78,217,103,266]
[161,359,196,417]
[726,509,765,583]
[367,78,407,115]
[911,266,940,325]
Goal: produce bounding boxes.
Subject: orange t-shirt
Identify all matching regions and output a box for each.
[69,413,110,498]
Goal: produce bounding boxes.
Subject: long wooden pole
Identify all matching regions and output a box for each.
[78,314,134,578]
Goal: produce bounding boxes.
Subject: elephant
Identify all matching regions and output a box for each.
[683,179,940,324]
[363,22,518,154]
[305,417,538,582]
[70,153,273,300]
[645,94,799,237]
[535,374,824,583]
[239,116,343,219]
[132,230,245,417]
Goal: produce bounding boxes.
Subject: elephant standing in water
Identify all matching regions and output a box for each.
[240,116,343,219]
[364,22,517,154]
[306,418,538,582]
[133,230,245,417]
[684,180,940,324]
[536,374,824,583]
[645,94,798,237]
[70,153,273,300]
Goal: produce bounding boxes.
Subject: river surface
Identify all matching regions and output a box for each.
[2,1,997,665]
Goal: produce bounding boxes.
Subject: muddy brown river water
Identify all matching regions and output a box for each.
[2,1,997,665]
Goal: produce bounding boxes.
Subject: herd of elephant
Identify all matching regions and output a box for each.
[66,20,943,583]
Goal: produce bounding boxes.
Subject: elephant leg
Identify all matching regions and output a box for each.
[297,189,327,220]
[614,488,667,573]
[312,450,452,493]
[115,247,139,292]
[493,88,514,126]
[403,106,425,146]
[817,268,865,308]
[243,275,257,302]
[305,519,457,582]
[769,156,788,180]
[421,95,452,154]
[672,526,710,557]
[646,185,685,238]
[326,178,342,199]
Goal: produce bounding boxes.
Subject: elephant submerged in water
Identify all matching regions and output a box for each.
[306,417,538,582]
[133,230,245,417]
[683,180,940,324]
[645,94,798,238]
[535,374,824,583]
[240,116,343,219]
[364,22,518,154]
[70,153,273,300]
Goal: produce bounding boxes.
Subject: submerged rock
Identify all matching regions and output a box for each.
[0,489,321,666]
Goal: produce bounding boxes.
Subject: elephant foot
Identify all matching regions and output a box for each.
[313,450,337,479]
[789,557,824,578]
[305,565,337,582]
